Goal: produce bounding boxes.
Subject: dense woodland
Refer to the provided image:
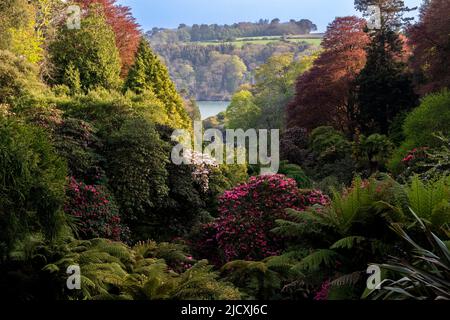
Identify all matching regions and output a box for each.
[0,0,449,301]
[147,18,320,100]
[151,41,318,100]
[147,19,318,43]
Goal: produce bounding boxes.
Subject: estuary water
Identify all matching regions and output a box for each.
[197,101,230,120]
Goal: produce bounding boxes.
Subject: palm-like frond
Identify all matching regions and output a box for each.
[173,260,241,300]
[331,271,362,287]
[221,259,285,300]
[369,209,450,300]
[295,249,339,273]
[38,238,240,300]
[406,175,450,226]
[330,236,366,250]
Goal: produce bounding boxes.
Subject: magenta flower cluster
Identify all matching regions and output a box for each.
[402,147,429,164]
[65,177,129,241]
[195,174,330,263]
[302,189,331,207]
[314,280,331,300]
[215,175,303,261]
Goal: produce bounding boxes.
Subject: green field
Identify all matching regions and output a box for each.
[192,35,323,47]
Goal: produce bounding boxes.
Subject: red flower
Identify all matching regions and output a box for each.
[65,177,129,241]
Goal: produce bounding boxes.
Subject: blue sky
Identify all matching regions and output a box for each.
[117,0,423,32]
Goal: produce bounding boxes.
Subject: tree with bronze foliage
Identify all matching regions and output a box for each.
[287,17,369,135]
[408,0,450,95]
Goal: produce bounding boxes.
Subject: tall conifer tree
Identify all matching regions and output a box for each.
[355,0,418,136]
[125,38,191,129]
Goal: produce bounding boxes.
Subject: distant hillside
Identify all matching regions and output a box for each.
[192,34,324,47]
[150,39,321,101]
[146,19,318,45]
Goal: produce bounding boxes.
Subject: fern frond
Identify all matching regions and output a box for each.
[295,249,338,273]
[330,236,366,250]
[331,271,362,287]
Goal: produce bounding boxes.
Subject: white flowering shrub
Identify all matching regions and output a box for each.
[183,149,219,192]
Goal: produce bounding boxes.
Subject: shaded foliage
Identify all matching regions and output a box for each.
[0,117,67,258]
[408,0,450,95]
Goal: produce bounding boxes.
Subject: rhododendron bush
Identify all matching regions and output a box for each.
[182,149,220,192]
[65,177,129,241]
[193,174,330,263]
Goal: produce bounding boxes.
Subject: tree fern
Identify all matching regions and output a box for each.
[331,271,362,287]
[221,259,284,300]
[330,236,366,250]
[295,249,339,273]
[173,260,241,300]
[137,262,177,300]
[37,238,241,300]
[405,175,450,230]
[272,176,405,299]
[278,161,312,189]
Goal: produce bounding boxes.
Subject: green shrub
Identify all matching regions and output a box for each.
[403,90,450,148]
[397,135,450,181]
[278,161,312,189]
[48,6,121,92]
[353,134,394,175]
[56,89,169,136]
[0,117,67,256]
[285,126,356,186]
[53,118,102,183]
[152,125,212,239]
[310,126,352,161]
[390,90,450,173]
[0,50,45,104]
[105,117,169,238]
[207,163,249,213]
[148,161,210,241]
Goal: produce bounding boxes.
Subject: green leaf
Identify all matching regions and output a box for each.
[330,236,366,250]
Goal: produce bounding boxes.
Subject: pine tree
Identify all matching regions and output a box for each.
[63,62,82,95]
[125,38,191,129]
[354,0,418,135]
[354,0,416,29]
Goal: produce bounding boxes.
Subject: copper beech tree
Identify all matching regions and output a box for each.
[287,16,369,135]
[408,0,450,95]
